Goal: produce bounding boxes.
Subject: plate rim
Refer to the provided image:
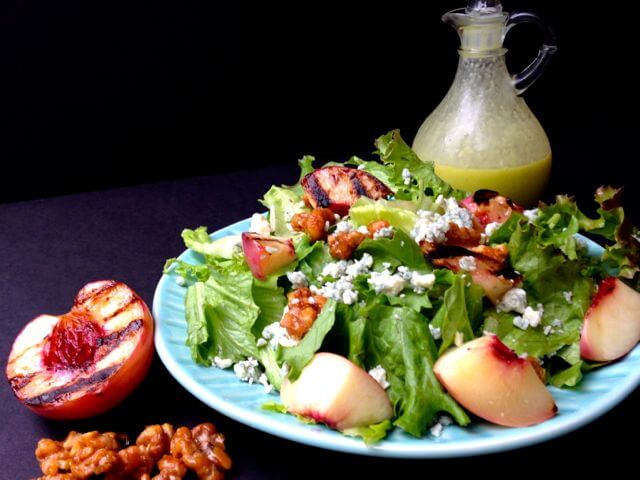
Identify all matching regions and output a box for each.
[152,219,640,458]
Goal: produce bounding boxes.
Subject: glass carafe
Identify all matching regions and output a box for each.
[412,0,557,206]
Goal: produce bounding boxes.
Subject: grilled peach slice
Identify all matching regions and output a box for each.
[242,232,296,280]
[302,167,393,216]
[6,281,154,420]
[461,190,523,227]
[581,277,640,361]
[434,335,557,427]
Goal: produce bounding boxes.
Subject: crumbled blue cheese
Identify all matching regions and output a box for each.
[368,270,406,296]
[213,356,233,369]
[411,196,473,244]
[312,277,358,305]
[258,373,273,394]
[410,271,436,293]
[373,226,394,240]
[543,325,553,336]
[551,318,563,329]
[175,276,186,286]
[497,288,527,314]
[335,220,353,233]
[256,338,268,347]
[523,208,539,223]
[513,315,529,330]
[312,254,374,305]
[402,168,412,186]
[262,322,298,348]
[438,415,453,426]
[523,304,544,328]
[250,213,272,236]
[563,291,573,304]
[286,271,308,289]
[356,225,369,234]
[345,253,374,277]
[430,422,444,438]
[321,260,349,279]
[429,324,442,340]
[459,256,477,272]
[233,357,262,384]
[368,365,390,390]
[484,221,500,238]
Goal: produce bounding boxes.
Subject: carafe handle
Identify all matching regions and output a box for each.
[505,11,557,94]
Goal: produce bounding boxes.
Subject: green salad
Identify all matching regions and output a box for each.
[164,130,640,443]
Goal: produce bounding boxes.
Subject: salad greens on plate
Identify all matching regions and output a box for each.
[164,130,640,443]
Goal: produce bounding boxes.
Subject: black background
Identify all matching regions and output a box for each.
[1,0,638,214]
[2,2,640,477]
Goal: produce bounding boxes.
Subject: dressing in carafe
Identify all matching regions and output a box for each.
[412,0,557,205]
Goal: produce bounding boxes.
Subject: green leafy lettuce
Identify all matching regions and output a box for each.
[364,304,470,436]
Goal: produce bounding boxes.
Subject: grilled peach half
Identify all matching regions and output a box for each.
[6,280,154,420]
[302,166,393,216]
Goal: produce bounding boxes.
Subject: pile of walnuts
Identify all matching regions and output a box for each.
[35,422,231,479]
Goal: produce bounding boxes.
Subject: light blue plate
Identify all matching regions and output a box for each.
[153,219,640,458]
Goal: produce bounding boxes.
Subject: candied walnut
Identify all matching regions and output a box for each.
[328,231,366,260]
[291,208,335,242]
[367,220,391,237]
[192,424,231,471]
[154,454,188,479]
[70,449,120,479]
[36,438,71,476]
[137,424,173,462]
[280,288,327,339]
[35,422,231,480]
[170,427,223,480]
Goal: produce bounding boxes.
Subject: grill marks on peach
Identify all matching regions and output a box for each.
[25,365,121,407]
[7,282,147,403]
[301,167,393,215]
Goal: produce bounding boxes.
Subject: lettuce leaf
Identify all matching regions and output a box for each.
[349,198,419,235]
[183,257,260,365]
[356,229,429,272]
[484,225,594,361]
[260,186,308,236]
[181,227,241,260]
[375,130,463,201]
[365,305,469,436]
[164,258,210,282]
[431,274,484,355]
[342,420,393,445]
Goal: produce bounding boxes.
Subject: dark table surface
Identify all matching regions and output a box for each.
[2,165,639,478]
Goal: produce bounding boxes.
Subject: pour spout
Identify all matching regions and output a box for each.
[466,0,503,15]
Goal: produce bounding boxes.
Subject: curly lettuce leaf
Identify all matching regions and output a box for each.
[376,130,465,201]
[365,305,469,436]
[484,232,594,361]
[164,258,210,282]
